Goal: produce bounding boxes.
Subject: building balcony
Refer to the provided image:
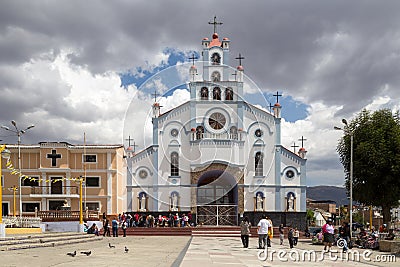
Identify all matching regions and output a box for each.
[30,186,79,198]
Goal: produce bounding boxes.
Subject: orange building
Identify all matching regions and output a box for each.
[1,142,126,217]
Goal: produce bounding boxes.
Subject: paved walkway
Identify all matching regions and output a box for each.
[180,237,399,267]
[0,236,190,267]
[0,235,398,266]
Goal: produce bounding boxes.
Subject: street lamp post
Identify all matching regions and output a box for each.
[334,118,353,239]
[0,145,11,237]
[1,121,34,216]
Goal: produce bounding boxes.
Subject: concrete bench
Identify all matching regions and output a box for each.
[379,240,400,253]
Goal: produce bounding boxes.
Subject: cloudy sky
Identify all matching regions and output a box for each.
[1,0,400,186]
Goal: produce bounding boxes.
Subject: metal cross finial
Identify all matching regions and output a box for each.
[291,142,299,153]
[125,135,134,147]
[298,136,307,148]
[189,53,197,65]
[152,90,159,103]
[235,53,245,66]
[208,16,223,33]
[231,71,237,81]
[269,103,274,113]
[273,91,282,103]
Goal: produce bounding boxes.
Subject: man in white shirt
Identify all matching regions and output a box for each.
[257,214,272,249]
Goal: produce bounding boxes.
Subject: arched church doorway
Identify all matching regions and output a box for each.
[196,170,238,226]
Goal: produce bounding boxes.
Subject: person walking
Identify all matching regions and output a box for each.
[121,220,128,237]
[293,227,299,246]
[257,214,272,249]
[322,218,335,251]
[103,219,111,237]
[279,224,284,245]
[288,227,294,249]
[339,222,350,252]
[240,217,251,248]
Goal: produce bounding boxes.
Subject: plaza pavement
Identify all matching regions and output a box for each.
[179,237,399,267]
[0,235,398,267]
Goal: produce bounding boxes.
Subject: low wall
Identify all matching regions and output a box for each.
[379,240,400,253]
[45,220,102,232]
[6,228,42,235]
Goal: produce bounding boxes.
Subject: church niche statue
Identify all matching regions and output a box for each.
[255,192,264,211]
[171,192,179,211]
[287,193,295,211]
[139,193,147,211]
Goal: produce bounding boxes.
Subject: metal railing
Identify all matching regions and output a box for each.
[37,210,100,222]
[2,216,42,228]
[30,186,79,195]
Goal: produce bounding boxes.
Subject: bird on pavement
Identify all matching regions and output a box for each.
[80,251,91,256]
[124,246,129,253]
[109,243,115,248]
[67,251,76,257]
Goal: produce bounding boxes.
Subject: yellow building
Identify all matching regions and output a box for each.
[1,142,126,217]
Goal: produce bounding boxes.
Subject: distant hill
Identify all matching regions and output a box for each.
[307,186,348,206]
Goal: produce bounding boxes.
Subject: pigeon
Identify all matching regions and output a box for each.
[67,251,76,257]
[109,243,115,248]
[124,246,129,253]
[80,251,91,256]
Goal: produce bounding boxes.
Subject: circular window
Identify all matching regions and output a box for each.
[171,129,179,137]
[138,170,148,179]
[255,129,263,137]
[208,112,226,130]
[286,170,295,179]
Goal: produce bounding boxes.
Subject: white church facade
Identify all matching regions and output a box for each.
[126,20,307,227]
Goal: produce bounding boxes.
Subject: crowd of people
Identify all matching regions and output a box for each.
[97,212,193,237]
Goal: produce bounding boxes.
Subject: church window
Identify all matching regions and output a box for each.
[22,202,40,212]
[200,87,208,100]
[84,154,97,163]
[209,112,226,130]
[255,152,263,176]
[225,88,233,100]
[22,177,39,186]
[213,87,221,100]
[211,71,221,82]
[171,152,179,176]
[230,126,238,140]
[171,128,179,137]
[139,170,148,179]
[211,52,221,65]
[196,126,204,140]
[85,202,100,211]
[86,177,100,187]
[255,129,263,138]
[286,170,295,179]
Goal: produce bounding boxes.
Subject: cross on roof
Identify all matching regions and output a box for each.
[47,149,61,167]
[269,103,274,113]
[208,16,223,33]
[125,135,134,147]
[152,90,159,103]
[231,71,237,81]
[298,136,307,148]
[235,53,245,66]
[189,53,197,65]
[273,91,282,103]
[291,142,299,153]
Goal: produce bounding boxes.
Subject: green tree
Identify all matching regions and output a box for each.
[306,209,315,225]
[336,109,400,225]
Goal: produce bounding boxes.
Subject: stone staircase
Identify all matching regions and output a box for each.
[0,232,102,251]
[192,227,241,237]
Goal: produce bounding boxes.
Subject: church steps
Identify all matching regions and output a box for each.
[0,233,102,251]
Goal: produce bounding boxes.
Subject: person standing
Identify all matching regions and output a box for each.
[293,227,299,246]
[288,227,294,249]
[279,224,284,245]
[339,222,350,252]
[112,218,119,237]
[103,219,111,237]
[257,214,271,249]
[240,217,251,248]
[322,218,335,251]
[121,220,128,237]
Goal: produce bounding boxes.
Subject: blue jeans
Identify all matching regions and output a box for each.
[259,234,268,248]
